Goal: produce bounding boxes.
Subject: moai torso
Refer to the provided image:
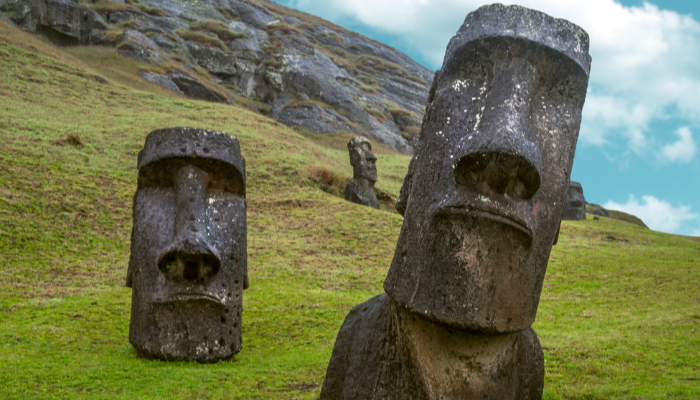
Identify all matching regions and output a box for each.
[127,127,248,362]
[563,181,586,220]
[344,136,379,209]
[322,4,591,399]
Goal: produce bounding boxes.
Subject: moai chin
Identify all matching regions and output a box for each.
[126,127,248,363]
[322,4,590,399]
[344,136,379,209]
[563,181,586,220]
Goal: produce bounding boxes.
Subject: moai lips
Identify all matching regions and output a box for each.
[322,5,591,399]
[385,3,591,334]
[127,127,247,362]
[344,136,379,209]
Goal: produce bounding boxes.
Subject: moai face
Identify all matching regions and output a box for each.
[348,136,378,182]
[385,5,591,334]
[126,127,247,362]
[563,181,586,220]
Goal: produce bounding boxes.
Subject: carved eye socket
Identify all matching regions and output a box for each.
[138,159,245,196]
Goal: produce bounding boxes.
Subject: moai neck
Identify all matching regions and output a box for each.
[353,176,376,190]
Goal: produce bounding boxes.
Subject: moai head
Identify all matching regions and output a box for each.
[127,127,247,362]
[348,136,378,182]
[563,181,586,220]
[385,5,590,334]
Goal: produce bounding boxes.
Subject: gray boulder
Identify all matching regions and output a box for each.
[587,204,610,218]
[166,70,223,102]
[273,99,363,136]
[0,0,107,44]
[116,30,164,63]
[138,70,185,96]
[230,0,276,29]
[106,9,150,25]
[273,51,412,153]
[186,40,238,76]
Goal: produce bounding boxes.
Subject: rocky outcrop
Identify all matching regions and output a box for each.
[1,0,107,44]
[0,0,432,154]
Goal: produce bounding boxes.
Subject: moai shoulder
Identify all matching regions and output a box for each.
[127,127,248,363]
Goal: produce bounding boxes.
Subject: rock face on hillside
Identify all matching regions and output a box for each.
[0,0,432,154]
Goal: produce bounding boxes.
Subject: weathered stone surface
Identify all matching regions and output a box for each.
[272,51,413,154]
[0,0,107,43]
[273,98,362,136]
[138,70,185,96]
[106,9,150,24]
[127,127,247,363]
[322,4,591,399]
[116,29,164,63]
[344,136,378,209]
[231,0,276,29]
[0,0,431,154]
[186,40,238,76]
[563,181,586,220]
[321,294,544,399]
[166,70,223,102]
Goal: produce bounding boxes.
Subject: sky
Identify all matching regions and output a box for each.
[274,0,700,236]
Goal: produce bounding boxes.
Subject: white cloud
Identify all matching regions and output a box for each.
[661,127,696,163]
[286,0,700,156]
[604,195,699,233]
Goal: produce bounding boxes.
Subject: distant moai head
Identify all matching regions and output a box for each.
[348,136,378,182]
[127,127,247,362]
[563,181,586,220]
[385,4,591,334]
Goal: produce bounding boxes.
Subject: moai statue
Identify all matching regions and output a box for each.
[344,136,379,209]
[321,4,590,399]
[563,181,586,220]
[126,127,248,363]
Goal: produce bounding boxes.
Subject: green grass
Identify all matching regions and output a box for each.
[1,21,699,399]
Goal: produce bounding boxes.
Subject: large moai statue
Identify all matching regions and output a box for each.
[344,136,379,209]
[126,127,248,362]
[321,4,590,399]
[563,181,586,220]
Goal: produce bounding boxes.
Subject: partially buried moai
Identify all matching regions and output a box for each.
[563,181,586,220]
[127,127,248,363]
[344,136,379,209]
[321,4,590,399]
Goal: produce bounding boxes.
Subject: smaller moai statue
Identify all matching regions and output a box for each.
[344,136,379,209]
[563,181,586,220]
[127,127,248,363]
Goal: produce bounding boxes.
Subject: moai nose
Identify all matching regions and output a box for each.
[455,152,540,199]
[453,57,542,200]
[157,164,221,281]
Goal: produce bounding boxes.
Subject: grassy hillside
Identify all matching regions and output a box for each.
[1,21,699,399]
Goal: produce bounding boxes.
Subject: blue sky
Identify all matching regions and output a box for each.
[275,0,700,235]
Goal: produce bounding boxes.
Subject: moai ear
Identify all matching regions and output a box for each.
[396,71,441,216]
[552,221,561,245]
